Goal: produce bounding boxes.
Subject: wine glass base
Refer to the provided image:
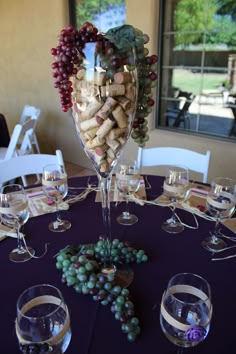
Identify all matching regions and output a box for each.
[202,237,227,252]
[116,213,138,226]
[49,220,71,232]
[101,263,134,287]
[9,247,35,263]
[162,219,184,234]
[114,264,134,288]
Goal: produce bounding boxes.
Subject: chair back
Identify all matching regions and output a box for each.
[0,150,64,185]
[20,105,41,124]
[137,147,211,183]
[19,105,41,153]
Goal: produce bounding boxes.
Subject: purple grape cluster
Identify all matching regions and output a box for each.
[55,239,148,341]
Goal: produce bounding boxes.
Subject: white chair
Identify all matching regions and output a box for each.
[0,119,37,161]
[137,147,211,183]
[19,105,41,153]
[0,150,64,186]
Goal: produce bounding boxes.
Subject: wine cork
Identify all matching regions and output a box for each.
[96,118,115,139]
[95,144,109,156]
[96,97,117,119]
[116,96,131,111]
[100,84,125,97]
[106,147,116,160]
[94,72,107,86]
[105,138,120,151]
[114,72,132,84]
[80,100,103,120]
[76,66,86,80]
[112,105,128,128]
[117,136,126,145]
[107,155,115,165]
[100,161,110,173]
[94,153,106,165]
[107,127,128,140]
[80,116,103,131]
[84,127,99,140]
[125,83,136,101]
[85,136,105,149]
[79,81,99,98]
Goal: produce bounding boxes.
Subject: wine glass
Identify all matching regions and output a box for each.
[202,177,236,252]
[160,273,212,353]
[115,159,140,225]
[15,284,71,354]
[0,183,35,262]
[69,34,138,277]
[161,165,189,234]
[42,164,71,232]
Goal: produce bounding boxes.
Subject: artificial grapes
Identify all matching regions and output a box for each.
[55,239,148,341]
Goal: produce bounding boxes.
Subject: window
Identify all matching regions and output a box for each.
[157,0,236,141]
[69,0,126,33]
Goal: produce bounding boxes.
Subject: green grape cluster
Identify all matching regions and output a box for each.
[131,29,158,147]
[55,239,148,342]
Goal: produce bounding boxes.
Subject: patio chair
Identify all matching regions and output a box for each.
[137,147,211,183]
[19,105,41,153]
[0,150,64,186]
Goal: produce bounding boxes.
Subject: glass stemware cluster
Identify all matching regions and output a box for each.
[115,159,140,225]
[0,184,35,262]
[42,164,71,232]
[162,166,189,234]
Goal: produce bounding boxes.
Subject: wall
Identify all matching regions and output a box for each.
[0,0,235,182]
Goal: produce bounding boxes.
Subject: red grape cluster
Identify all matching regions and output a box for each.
[51,23,158,146]
[51,23,99,112]
[55,239,148,341]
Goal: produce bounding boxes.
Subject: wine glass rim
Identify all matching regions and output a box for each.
[43,163,64,170]
[211,177,236,185]
[0,183,24,193]
[167,272,212,304]
[166,164,189,172]
[17,284,65,319]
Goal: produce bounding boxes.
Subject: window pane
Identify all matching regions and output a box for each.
[73,0,126,33]
[157,0,236,141]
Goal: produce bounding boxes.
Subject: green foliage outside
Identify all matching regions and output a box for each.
[173,70,227,96]
[174,0,236,49]
[75,0,125,29]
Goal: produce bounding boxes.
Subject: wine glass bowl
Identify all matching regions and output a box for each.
[160,273,212,350]
[202,177,236,252]
[16,284,71,354]
[71,40,137,177]
[161,166,189,234]
[115,159,140,225]
[42,164,71,232]
[0,183,35,262]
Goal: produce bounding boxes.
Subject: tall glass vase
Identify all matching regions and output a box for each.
[70,39,138,275]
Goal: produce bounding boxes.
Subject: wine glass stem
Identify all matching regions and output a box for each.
[171,204,178,223]
[213,217,220,239]
[99,174,114,272]
[16,223,25,251]
[124,193,130,216]
[55,200,62,223]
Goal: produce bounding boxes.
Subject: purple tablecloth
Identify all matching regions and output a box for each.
[0,113,10,147]
[1,175,235,353]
